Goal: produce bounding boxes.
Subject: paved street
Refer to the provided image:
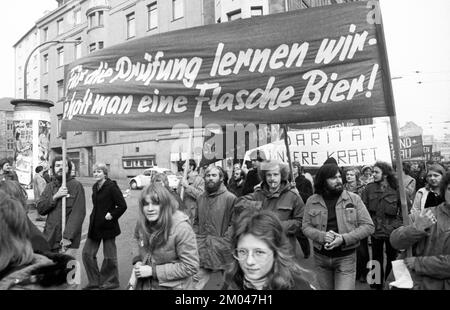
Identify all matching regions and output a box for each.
[28,179,370,290]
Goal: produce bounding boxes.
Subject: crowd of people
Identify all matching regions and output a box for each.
[1,154,450,290]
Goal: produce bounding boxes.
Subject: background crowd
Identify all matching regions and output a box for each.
[1,154,450,290]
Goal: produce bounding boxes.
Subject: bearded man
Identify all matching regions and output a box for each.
[303,163,374,290]
[193,165,237,290]
[37,156,86,257]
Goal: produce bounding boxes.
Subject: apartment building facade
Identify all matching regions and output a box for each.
[13,26,41,100]
[14,0,350,179]
[0,98,15,160]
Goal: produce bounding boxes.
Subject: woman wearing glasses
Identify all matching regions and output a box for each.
[222,210,318,290]
[130,183,199,290]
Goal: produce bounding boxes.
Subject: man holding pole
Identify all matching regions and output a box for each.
[37,156,86,256]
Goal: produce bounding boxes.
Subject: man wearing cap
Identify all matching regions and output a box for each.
[0,158,18,182]
[410,164,445,215]
[237,160,305,260]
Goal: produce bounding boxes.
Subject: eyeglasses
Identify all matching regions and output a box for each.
[233,248,272,263]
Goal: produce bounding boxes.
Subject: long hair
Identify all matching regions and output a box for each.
[374,161,398,190]
[0,190,34,273]
[439,172,450,204]
[0,180,28,209]
[136,184,178,252]
[258,160,290,185]
[51,156,72,177]
[228,210,308,290]
[344,167,361,183]
[314,164,341,195]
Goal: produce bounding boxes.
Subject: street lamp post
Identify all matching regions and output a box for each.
[23,40,81,99]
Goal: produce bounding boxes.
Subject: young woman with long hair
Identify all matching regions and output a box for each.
[222,210,318,290]
[361,161,401,289]
[0,191,75,290]
[131,184,199,290]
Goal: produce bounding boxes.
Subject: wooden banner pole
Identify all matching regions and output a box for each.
[282,124,295,184]
[376,10,412,256]
[180,129,194,201]
[61,138,67,252]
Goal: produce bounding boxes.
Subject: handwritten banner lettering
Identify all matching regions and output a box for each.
[244,124,391,167]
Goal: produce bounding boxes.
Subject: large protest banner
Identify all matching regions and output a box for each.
[243,124,391,167]
[61,1,392,133]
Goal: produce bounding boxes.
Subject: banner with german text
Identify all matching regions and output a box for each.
[61,1,392,133]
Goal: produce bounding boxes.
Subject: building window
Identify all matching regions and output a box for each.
[57,47,64,66]
[57,18,64,35]
[172,0,184,20]
[126,13,136,39]
[74,9,81,25]
[43,54,49,73]
[43,85,49,99]
[33,55,38,68]
[57,114,62,137]
[122,156,156,169]
[227,9,242,21]
[147,2,158,30]
[98,41,104,50]
[98,11,104,26]
[88,13,95,28]
[57,79,64,100]
[89,43,96,53]
[75,39,82,59]
[7,121,13,131]
[97,131,107,144]
[7,139,14,150]
[43,27,48,41]
[250,6,263,17]
[33,78,38,91]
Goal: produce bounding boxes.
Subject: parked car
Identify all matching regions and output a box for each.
[129,167,180,190]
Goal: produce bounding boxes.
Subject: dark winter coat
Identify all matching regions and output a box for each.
[133,211,199,290]
[88,178,127,240]
[390,203,450,290]
[241,168,260,195]
[27,218,51,254]
[0,253,77,290]
[0,170,18,182]
[194,184,237,271]
[37,177,86,250]
[295,174,313,202]
[228,179,245,197]
[361,182,402,239]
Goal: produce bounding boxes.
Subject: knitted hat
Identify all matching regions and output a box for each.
[427,164,445,176]
[361,165,372,173]
[0,158,10,170]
